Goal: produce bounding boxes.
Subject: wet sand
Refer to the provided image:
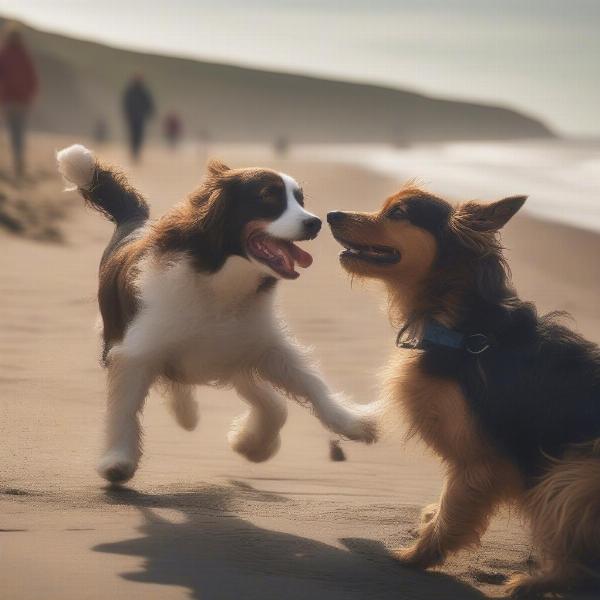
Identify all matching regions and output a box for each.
[1,136,598,599]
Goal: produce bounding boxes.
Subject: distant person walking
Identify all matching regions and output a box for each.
[122,74,154,162]
[163,111,182,148]
[0,23,38,179]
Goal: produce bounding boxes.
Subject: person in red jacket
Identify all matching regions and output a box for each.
[0,24,39,179]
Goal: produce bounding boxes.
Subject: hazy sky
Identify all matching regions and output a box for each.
[1,0,599,135]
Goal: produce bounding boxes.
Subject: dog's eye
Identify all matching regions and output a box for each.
[387,206,406,220]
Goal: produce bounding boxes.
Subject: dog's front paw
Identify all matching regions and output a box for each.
[229,432,281,463]
[344,414,378,444]
[227,419,281,463]
[97,452,138,484]
[393,542,444,570]
[322,397,379,444]
[420,503,439,525]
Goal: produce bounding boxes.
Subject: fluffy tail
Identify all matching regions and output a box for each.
[527,452,600,579]
[57,144,149,225]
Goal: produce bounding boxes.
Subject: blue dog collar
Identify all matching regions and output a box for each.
[396,321,491,354]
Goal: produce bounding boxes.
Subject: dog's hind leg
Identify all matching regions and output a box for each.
[506,566,588,599]
[165,381,199,431]
[513,454,600,596]
[97,347,155,484]
[228,374,287,463]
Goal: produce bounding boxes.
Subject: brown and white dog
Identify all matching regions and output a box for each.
[328,186,600,597]
[57,144,376,484]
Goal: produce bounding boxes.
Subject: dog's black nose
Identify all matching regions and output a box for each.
[303,216,322,238]
[327,211,345,224]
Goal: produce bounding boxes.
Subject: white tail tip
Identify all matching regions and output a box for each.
[56,144,96,190]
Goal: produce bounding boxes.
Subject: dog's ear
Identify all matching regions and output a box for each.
[206,159,231,178]
[197,184,230,257]
[455,196,526,232]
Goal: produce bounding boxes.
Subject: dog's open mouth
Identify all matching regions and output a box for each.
[246,230,313,279]
[335,237,400,265]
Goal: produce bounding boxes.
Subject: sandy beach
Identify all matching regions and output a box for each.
[1,135,599,599]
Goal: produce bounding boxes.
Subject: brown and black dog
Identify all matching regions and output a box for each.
[328,186,600,597]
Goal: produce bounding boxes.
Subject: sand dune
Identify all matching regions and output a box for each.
[1,137,598,599]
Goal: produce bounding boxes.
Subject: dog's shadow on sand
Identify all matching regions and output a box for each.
[92,481,488,600]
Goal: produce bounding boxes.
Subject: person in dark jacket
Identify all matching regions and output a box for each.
[0,23,39,179]
[122,74,155,162]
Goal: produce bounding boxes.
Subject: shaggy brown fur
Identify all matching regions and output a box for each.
[328,186,600,597]
[386,350,523,569]
[98,236,149,362]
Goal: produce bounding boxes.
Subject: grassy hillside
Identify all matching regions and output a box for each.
[8,18,554,143]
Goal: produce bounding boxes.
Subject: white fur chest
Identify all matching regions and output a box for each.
[126,254,281,384]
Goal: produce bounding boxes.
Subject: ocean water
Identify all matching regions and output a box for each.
[295,139,600,234]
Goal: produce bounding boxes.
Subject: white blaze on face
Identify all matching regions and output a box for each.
[265,173,318,240]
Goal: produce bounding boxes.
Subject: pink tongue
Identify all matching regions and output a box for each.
[260,237,313,271]
[289,242,313,268]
